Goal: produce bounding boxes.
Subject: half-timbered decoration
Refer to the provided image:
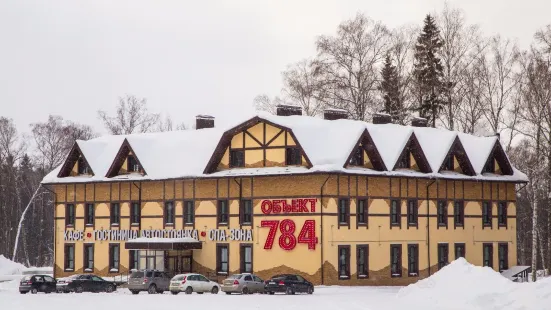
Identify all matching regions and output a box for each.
[42,110,527,287]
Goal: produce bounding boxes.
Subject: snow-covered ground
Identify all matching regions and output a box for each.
[0,257,549,310]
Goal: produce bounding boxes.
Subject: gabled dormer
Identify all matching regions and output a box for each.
[105,139,146,177]
[439,137,476,176]
[345,129,386,171]
[481,140,513,175]
[393,133,432,173]
[204,117,313,173]
[57,142,94,177]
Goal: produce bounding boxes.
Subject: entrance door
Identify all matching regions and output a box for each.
[181,256,192,273]
[166,255,192,276]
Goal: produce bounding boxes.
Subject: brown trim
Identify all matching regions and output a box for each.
[390,244,402,277]
[64,243,75,271]
[454,242,466,260]
[337,245,351,280]
[57,142,96,177]
[105,138,148,178]
[83,243,94,272]
[240,243,253,274]
[245,130,263,147]
[439,136,476,176]
[343,129,387,171]
[266,129,284,146]
[482,140,514,175]
[356,244,369,279]
[108,243,120,273]
[407,243,419,277]
[393,133,432,173]
[216,243,229,275]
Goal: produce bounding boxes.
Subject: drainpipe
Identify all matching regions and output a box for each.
[319,175,331,285]
[426,179,436,277]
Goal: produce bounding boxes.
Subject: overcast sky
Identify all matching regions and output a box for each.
[1,0,550,135]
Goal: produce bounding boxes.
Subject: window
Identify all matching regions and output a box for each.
[498,243,508,272]
[442,155,454,171]
[64,244,75,271]
[241,199,252,225]
[216,244,229,274]
[243,275,253,281]
[390,244,402,277]
[484,159,495,173]
[218,200,229,225]
[357,245,369,278]
[77,157,89,174]
[338,245,350,279]
[498,202,507,227]
[84,203,94,226]
[408,244,419,276]
[130,202,140,225]
[65,204,75,226]
[338,198,350,225]
[349,147,363,166]
[454,243,466,259]
[396,151,411,169]
[129,250,139,271]
[110,203,120,225]
[240,244,253,273]
[184,201,194,225]
[438,244,449,270]
[230,150,244,168]
[286,147,302,165]
[390,199,400,227]
[437,200,447,227]
[454,201,464,227]
[164,201,175,225]
[483,243,493,268]
[127,155,140,172]
[109,244,120,272]
[407,200,418,226]
[83,244,94,271]
[482,201,492,227]
[357,199,367,225]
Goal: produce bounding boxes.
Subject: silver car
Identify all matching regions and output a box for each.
[221,273,265,294]
[128,270,171,294]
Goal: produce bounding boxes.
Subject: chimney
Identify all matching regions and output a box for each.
[276,104,302,116]
[323,108,348,120]
[372,113,392,124]
[411,117,428,127]
[196,115,215,129]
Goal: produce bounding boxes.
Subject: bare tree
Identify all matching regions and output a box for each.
[98,95,160,135]
[253,94,280,114]
[281,59,324,116]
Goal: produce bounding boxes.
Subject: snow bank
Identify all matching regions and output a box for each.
[0,255,26,275]
[398,258,550,310]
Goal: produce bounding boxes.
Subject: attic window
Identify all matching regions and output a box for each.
[77,157,89,175]
[442,156,454,171]
[230,150,245,168]
[484,159,495,174]
[127,155,141,173]
[396,151,411,169]
[286,147,302,165]
[349,147,363,166]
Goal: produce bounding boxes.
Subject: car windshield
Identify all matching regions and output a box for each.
[22,276,32,281]
[69,275,82,279]
[227,274,242,279]
[130,271,144,278]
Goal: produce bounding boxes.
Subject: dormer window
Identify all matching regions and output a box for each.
[286,147,302,165]
[230,150,245,168]
[127,155,140,173]
[349,147,363,166]
[442,156,454,171]
[77,157,89,175]
[484,159,495,174]
[396,151,411,169]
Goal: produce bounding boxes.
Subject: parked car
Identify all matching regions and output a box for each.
[19,275,57,294]
[128,270,171,294]
[264,274,314,295]
[56,274,116,293]
[221,273,265,294]
[169,273,220,295]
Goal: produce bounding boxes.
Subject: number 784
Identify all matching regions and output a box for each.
[260,219,318,250]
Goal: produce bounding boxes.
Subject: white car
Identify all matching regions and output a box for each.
[169,273,220,295]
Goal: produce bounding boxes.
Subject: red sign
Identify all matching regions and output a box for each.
[260,219,318,251]
[261,199,317,214]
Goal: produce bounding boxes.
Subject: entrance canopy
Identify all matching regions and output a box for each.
[125,237,202,250]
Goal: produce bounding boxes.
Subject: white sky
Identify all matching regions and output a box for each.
[1,0,550,135]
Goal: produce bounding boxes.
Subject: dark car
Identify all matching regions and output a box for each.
[19,275,57,294]
[128,270,171,294]
[56,274,117,293]
[264,274,314,295]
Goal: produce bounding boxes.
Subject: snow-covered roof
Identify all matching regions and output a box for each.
[41,113,528,184]
[501,266,531,280]
[126,237,200,244]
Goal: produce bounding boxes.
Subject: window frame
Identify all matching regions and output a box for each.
[349,147,364,166]
[109,244,120,273]
[482,201,492,228]
[338,198,350,226]
[437,243,449,270]
[442,155,454,171]
[229,149,245,168]
[285,147,302,166]
[164,201,175,226]
[407,199,418,227]
[437,200,448,228]
[483,243,493,268]
[110,203,120,226]
[407,244,419,277]
[390,199,401,228]
[130,202,140,226]
[356,198,368,227]
[338,245,351,280]
[454,200,464,228]
[454,243,466,260]
[64,244,75,271]
[240,199,253,225]
[498,243,508,272]
[127,155,140,173]
[217,200,229,226]
[129,250,139,271]
[65,204,75,227]
[356,244,369,279]
[390,244,402,277]
[77,157,89,174]
[240,244,253,274]
[216,244,229,275]
[83,243,94,271]
[498,201,507,227]
[84,203,94,226]
[397,151,411,169]
[184,200,195,225]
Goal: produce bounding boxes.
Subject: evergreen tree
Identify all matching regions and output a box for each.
[379,54,401,123]
[413,14,444,127]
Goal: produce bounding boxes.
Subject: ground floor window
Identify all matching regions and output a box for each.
[109,244,120,272]
[498,243,508,272]
[338,245,350,279]
[64,244,74,271]
[408,244,419,276]
[357,244,368,278]
[438,244,449,270]
[483,243,493,268]
[455,243,466,259]
[138,250,164,271]
[83,244,94,271]
[217,244,229,274]
[390,244,402,277]
[129,250,139,271]
[240,244,253,273]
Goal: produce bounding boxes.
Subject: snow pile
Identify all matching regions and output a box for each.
[398,258,551,310]
[0,255,26,275]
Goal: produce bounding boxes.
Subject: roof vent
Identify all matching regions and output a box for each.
[276,104,302,116]
[372,113,392,124]
[323,108,348,120]
[196,115,214,129]
[411,117,428,127]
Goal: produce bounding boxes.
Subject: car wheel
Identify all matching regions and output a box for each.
[197,292,204,294]
[31,288,38,294]
[185,286,193,295]
[148,284,157,294]
[63,290,70,294]
[307,286,314,295]
[242,287,249,295]
[105,285,115,293]
[19,291,27,294]
[269,292,275,295]
[75,285,83,293]
[225,292,231,295]
[211,286,219,294]
[285,287,294,295]
[131,290,139,295]
[171,291,179,295]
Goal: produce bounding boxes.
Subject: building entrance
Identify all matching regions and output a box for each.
[165,251,192,276]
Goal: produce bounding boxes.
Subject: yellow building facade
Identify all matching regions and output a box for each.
[43,110,526,286]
